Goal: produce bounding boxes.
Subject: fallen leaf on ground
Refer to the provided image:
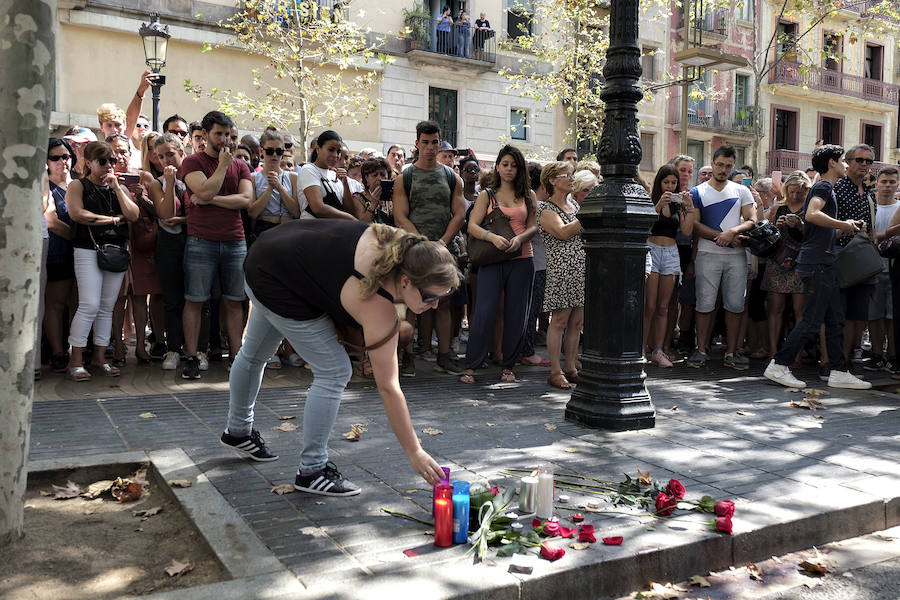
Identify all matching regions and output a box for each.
[421,427,443,435]
[570,541,590,550]
[165,559,194,577]
[798,560,830,576]
[139,412,157,419]
[132,468,148,489]
[841,433,852,438]
[112,480,142,502]
[342,423,367,440]
[544,423,557,431]
[403,488,419,494]
[315,501,325,505]
[486,423,495,427]
[670,405,678,411]
[278,415,296,420]
[736,409,755,416]
[472,401,481,407]
[271,484,294,495]
[643,582,687,599]
[82,480,115,499]
[638,470,653,485]
[564,447,578,453]
[52,481,82,499]
[689,575,711,588]
[747,562,764,581]
[274,422,299,432]
[133,506,163,519]
[168,479,193,488]
[39,490,52,497]
[802,388,828,396]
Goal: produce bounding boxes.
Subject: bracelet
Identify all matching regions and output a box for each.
[482,230,490,241]
[135,92,143,100]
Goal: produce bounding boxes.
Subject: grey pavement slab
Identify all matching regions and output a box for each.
[25,358,900,599]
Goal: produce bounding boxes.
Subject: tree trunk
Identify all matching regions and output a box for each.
[0,0,56,545]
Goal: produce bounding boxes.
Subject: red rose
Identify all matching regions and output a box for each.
[715,516,733,535]
[602,536,624,545]
[559,526,577,539]
[714,500,735,518]
[543,521,560,537]
[491,486,499,497]
[532,518,543,528]
[655,492,677,516]
[539,541,566,561]
[577,524,596,543]
[666,478,686,499]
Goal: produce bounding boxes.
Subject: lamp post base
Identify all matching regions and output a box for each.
[564,355,655,431]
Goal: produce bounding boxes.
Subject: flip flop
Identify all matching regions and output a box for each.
[459,371,475,384]
[500,369,516,383]
[519,355,550,367]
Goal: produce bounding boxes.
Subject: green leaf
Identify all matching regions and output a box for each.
[497,542,522,557]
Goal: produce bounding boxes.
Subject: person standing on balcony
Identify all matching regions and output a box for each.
[436,7,452,54]
[456,11,471,58]
[832,144,877,373]
[473,12,492,61]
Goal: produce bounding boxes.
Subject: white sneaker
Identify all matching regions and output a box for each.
[161,351,179,370]
[198,351,209,371]
[764,360,806,388]
[827,370,872,390]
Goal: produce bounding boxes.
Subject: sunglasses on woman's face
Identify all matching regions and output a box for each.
[47,154,70,162]
[264,147,285,156]
[419,287,451,304]
[94,157,117,166]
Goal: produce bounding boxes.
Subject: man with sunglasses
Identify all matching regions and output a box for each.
[162,115,190,146]
[833,144,878,374]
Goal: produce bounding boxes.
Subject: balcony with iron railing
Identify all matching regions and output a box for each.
[400,16,497,65]
[769,61,900,106]
[667,92,764,136]
[676,7,728,46]
[767,149,893,174]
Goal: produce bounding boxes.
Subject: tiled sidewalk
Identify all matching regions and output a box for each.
[28,359,900,599]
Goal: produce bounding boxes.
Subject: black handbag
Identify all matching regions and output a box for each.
[834,231,882,288]
[878,236,900,259]
[89,226,130,272]
[742,220,781,258]
[468,190,516,267]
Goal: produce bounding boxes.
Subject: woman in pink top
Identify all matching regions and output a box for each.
[461,145,537,383]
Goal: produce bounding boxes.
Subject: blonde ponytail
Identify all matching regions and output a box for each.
[359,224,461,299]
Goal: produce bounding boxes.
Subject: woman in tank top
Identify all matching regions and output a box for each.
[643,164,695,368]
[249,130,301,241]
[461,145,536,384]
[222,220,460,495]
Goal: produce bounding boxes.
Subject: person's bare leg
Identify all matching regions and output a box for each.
[111,296,127,361]
[652,275,676,351]
[419,308,435,352]
[223,298,245,357]
[182,300,204,356]
[563,307,584,373]
[725,310,742,355]
[768,292,785,357]
[44,279,73,357]
[694,311,715,354]
[547,308,571,376]
[869,318,885,358]
[149,293,165,348]
[132,294,151,360]
[436,302,452,355]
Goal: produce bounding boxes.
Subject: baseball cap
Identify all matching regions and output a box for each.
[439,141,454,153]
[64,126,97,144]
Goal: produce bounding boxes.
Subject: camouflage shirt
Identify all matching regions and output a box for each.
[408,165,453,241]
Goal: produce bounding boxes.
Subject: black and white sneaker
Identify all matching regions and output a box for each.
[220,429,279,462]
[182,356,201,380]
[294,462,361,496]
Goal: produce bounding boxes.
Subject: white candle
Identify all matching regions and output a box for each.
[535,467,554,519]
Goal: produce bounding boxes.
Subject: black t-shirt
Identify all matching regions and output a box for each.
[797,179,838,266]
[71,178,129,250]
[244,220,372,325]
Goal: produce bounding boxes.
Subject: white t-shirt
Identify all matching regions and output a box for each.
[875,200,899,271]
[298,163,344,218]
[692,180,755,255]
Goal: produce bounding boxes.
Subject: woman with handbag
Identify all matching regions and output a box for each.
[762,171,810,360]
[459,146,536,384]
[538,161,584,390]
[64,141,140,381]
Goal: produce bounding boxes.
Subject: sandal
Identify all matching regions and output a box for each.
[265,355,282,370]
[66,366,92,382]
[519,355,550,367]
[500,369,516,383]
[362,352,373,378]
[563,369,579,383]
[96,363,120,377]
[547,372,571,390]
[459,370,475,384]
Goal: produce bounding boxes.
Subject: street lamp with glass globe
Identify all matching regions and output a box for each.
[138,13,170,132]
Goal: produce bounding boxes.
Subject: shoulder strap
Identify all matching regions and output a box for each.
[364,318,402,352]
[403,167,413,198]
[442,164,457,193]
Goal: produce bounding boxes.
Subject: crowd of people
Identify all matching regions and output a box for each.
[34,70,899,492]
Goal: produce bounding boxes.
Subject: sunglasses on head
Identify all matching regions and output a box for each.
[94,157,117,166]
[264,147,285,156]
[167,130,188,138]
[284,142,294,149]
[853,157,874,165]
[47,154,70,162]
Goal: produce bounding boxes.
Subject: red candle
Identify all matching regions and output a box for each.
[434,484,453,547]
[572,513,584,523]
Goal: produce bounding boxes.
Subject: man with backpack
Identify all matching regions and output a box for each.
[393,121,466,376]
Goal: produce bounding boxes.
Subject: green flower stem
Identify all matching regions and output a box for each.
[553,504,655,518]
[380,507,434,526]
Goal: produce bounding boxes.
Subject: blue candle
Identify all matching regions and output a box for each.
[451,481,470,544]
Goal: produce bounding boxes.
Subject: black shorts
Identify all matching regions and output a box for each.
[46,261,75,282]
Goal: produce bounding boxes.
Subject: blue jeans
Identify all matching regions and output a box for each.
[183,236,247,302]
[227,286,352,472]
[774,264,847,371]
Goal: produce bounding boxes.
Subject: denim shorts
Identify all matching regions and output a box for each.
[648,242,682,276]
[183,236,247,302]
[694,251,748,313]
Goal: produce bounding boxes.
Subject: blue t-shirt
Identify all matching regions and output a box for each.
[797,179,838,266]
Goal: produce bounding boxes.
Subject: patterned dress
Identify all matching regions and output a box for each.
[538,200,585,312]
[761,204,804,294]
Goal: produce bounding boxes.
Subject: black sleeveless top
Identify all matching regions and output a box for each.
[244,220,394,325]
[649,203,680,239]
[71,178,129,250]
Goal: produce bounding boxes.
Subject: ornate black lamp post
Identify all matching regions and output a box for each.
[564,0,658,431]
[138,13,170,132]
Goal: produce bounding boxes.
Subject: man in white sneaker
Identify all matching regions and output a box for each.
[765,144,872,390]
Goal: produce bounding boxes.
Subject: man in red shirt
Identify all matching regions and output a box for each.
[179,111,253,379]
